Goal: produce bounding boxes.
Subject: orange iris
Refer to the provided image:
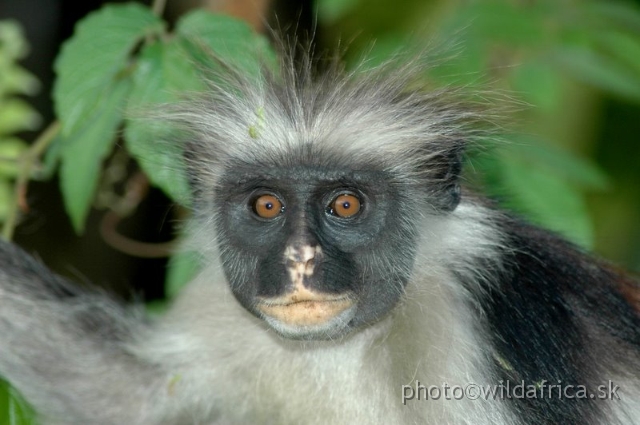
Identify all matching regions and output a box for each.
[253,195,282,219]
[332,194,361,218]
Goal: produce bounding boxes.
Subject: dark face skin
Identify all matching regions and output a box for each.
[214,164,418,340]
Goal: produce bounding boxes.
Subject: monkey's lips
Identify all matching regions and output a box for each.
[255,290,354,327]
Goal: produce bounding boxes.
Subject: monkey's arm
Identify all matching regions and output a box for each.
[0,240,184,424]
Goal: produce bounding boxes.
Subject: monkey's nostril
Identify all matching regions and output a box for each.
[304,258,315,273]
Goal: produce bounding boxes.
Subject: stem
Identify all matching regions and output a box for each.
[2,121,60,240]
[151,0,167,17]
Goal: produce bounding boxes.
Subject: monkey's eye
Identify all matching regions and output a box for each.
[252,194,283,219]
[329,193,361,218]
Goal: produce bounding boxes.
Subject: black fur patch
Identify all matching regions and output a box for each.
[472,217,640,424]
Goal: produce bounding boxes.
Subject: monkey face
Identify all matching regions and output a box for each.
[213,163,418,340]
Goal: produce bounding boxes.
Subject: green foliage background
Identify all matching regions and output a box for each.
[1,0,640,422]
[317,0,640,268]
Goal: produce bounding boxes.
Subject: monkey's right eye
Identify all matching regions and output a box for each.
[329,193,361,218]
[252,194,283,219]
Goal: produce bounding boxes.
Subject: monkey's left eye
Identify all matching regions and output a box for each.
[252,194,284,219]
[329,193,361,218]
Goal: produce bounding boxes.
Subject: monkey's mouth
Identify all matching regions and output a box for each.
[255,290,354,327]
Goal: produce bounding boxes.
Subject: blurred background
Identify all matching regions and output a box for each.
[0,0,639,305]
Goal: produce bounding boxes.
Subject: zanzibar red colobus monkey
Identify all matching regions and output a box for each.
[0,43,640,425]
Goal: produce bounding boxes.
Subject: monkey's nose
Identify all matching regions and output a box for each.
[255,243,352,327]
[284,244,322,278]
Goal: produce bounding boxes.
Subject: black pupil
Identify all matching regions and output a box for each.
[265,202,273,210]
[342,201,351,209]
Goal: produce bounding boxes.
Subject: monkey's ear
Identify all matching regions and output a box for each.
[425,144,463,212]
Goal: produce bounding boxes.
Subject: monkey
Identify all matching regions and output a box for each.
[0,45,640,425]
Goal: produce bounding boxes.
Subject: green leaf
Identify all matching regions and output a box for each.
[596,30,640,74]
[165,250,201,299]
[175,11,273,77]
[509,61,561,111]
[53,3,164,138]
[350,35,422,70]
[587,1,640,34]
[0,179,12,221]
[125,41,200,205]
[439,1,545,46]
[0,63,40,97]
[59,77,132,233]
[53,3,164,232]
[508,135,610,190]
[0,99,41,135]
[0,21,30,60]
[0,380,35,425]
[498,151,594,248]
[317,0,360,23]
[39,133,63,180]
[552,47,640,102]
[0,137,29,178]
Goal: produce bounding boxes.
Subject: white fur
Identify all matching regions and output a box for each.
[134,200,515,424]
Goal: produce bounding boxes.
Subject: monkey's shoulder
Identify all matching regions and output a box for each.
[462,215,640,422]
[485,215,640,373]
